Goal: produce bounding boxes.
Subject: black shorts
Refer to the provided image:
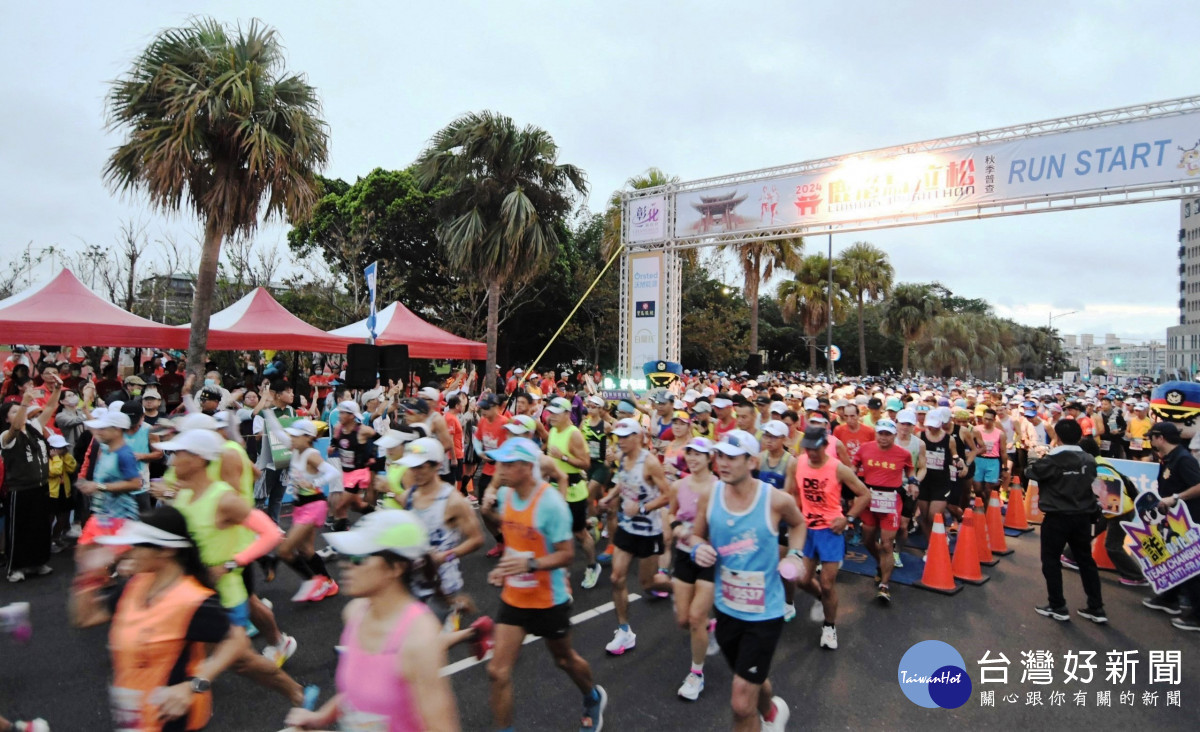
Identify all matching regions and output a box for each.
[715,610,784,685]
[496,600,572,639]
[918,479,951,503]
[673,548,714,584]
[587,464,613,487]
[900,491,917,519]
[441,463,462,485]
[241,562,257,597]
[569,498,588,533]
[477,473,494,494]
[613,528,664,558]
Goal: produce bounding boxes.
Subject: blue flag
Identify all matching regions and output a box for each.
[364,261,378,343]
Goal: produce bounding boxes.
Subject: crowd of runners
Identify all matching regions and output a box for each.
[1,351,1198,731]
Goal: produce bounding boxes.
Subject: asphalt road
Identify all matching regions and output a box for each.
[3,516,1199,731]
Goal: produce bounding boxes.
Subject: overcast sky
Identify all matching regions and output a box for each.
[1,1,1195,343]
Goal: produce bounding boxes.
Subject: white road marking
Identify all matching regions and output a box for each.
[440,593,642,677]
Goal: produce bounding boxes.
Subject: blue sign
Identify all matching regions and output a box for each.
[635,300,655,317]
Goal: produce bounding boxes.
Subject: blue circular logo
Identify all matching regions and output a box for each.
[897,640,972,709]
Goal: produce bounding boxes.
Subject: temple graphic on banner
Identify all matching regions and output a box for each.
[691,190,748,232]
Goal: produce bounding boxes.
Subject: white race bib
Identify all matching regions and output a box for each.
[339,698,390,732]
[1100,440,1111,452]
[1132,438,1144,451]
[870,489,899,514]
[503,549,538,589]
[109,687,145,732]
[926,451,945,470]
[719,567,766,614]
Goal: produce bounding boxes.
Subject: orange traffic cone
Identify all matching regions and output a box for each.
[1024,480,1044,525]
[915,514,963,595]
[951,509,989,585]
[1092,529,1117,571]
[1004,484,1033,533]
[974,498,997,566]
[987,496,1013,556]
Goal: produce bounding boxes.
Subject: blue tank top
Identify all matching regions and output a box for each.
[707,480,785,621]
[757,451,788,491]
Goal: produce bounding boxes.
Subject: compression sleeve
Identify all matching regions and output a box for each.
[233,509,283,566]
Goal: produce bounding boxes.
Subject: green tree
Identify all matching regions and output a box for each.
[838,241,893,376]
[879,283,942,376]
[680,257,749,369]
[415,111,587,389]
[722,236,803,358]
[105,18,329,377]
[778,254,850,374]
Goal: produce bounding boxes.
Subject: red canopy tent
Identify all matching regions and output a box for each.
[329,301,486,360]
[180,287,355,353]
[0,269,188,348]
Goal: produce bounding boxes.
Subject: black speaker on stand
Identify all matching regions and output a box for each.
[344,344,380,389]
[378,345,410,386]
[745,353,763,375]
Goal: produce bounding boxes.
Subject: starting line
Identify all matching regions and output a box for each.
[440,593,643,677]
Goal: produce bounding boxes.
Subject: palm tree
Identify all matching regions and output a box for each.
[105,18,328,378]
[779,254,849,373]
[602,167,678,258]
[723,236,803,359]
[879,283,941,376]
[415,111,587,388]
[838,241,893,376]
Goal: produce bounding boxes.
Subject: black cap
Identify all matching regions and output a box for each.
[1147,422,1181,442]
[755,395,771,406]
[867,397,882,409]
[401,397,430,414]
[799,425,828,449]
[198,386,222,401]
[478,394,500,409]
[120,400,144,420]
[1066,401,1085,412]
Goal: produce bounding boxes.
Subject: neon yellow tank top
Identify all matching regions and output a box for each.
[381,462,408,510]
[173,480,249,609]
[549,425,588,502]
[203,440,254,505]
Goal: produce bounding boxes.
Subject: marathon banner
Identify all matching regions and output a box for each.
[629,252,664,368]
[1120,492,1200,594]
[627,195,666,242]
[663,108,1200,238]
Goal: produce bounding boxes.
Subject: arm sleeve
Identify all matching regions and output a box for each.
[185,596,232,643]
[232,509,284,566]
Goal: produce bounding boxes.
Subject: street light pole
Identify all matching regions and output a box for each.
[827,233,833,382]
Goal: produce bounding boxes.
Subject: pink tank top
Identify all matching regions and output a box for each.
[675,476,703,524]
[335,601,429,731]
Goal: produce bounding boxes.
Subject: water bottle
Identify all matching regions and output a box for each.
[0,602,32,643]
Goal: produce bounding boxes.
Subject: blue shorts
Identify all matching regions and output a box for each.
[802,527,846,563]
[974,457,1001,484]
[224,601,251,630]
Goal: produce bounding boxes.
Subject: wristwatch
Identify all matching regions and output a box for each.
[223,560,240,572]
[97,483,108,493]
[189,677,211,693]
[526,557,539,572]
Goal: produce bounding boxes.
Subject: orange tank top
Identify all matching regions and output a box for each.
[795,454,843,530]
[500,483,555,609]
[109,573,215,732]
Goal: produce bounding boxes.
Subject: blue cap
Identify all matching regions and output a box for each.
[617,400,637,414]
[486,437,542,464]
[1023,409,1038,417]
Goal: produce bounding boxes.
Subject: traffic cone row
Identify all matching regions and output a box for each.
[1004,475,1034,534]
[1024,480,1044,524]
[915,514,963,595]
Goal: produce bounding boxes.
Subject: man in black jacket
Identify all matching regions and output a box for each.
[1026,419,1107,623]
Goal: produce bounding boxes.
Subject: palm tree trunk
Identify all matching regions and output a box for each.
[485,278,500,393]
[186,217,222,382]
[809,339,818,373]
[748,251,760,357]
[901,341,910,377]
[857,293,867,376]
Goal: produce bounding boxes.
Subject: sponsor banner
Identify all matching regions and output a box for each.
[627,195,667,242]
[1120,491,1200,593]
[629,252,663,369]
[670,110,1200,238]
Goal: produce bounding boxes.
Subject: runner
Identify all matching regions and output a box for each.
[328,400,378,531]
[668,437,719,700]
[853,419,917,604]
[284,510,461,731]
[691,430,805,731]
[916,411,960,544]
[793,425,870,649]
[474,394,511,558]
[1126,402,1153,461]
[971,407,1006,505]
[480,437,608,732]
[600,417,673,655]
[893,410,925,566]
[757,420,799,621]
[546,397,600,589]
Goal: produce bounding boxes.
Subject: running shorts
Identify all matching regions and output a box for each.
[342,468,372,493]
[714,610,784,685]
[974,457,1000,484]
[613,528,664,558]
[587,464,613,487]
[900,491,917,519]
[497,600,572,639]
[568,498,589,533]
[224,600,251,630]
[672,548,715,584]
[78,515,127,548]
[292,499,329,526]
[918,478,951,503]
[802,527,846,563]
[860,505,900,533]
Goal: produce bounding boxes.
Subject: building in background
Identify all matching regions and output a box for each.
[1063,332,1165,379]
[1167,195,1200,379]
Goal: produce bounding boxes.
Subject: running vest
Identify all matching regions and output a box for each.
[581,418,607,463]
[335,600,429,732]
[674,475,708,527]
[549,424,588,502]
[977,427,1002,458]
[757,451,789,491]
[404,484,464,596]
[919,431,951,492]
[109,574,214,732]
[499,483,560,609]
[707,481,785,621]
[288,446,327,506]
[795,454,842,529]
[650,414,673,454]
[173,481,249,609]
[615,449,663,537]
[898,434,921,469]
[381,462,408,509]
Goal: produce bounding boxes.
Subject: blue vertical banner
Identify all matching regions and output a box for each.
[364,261,378,344]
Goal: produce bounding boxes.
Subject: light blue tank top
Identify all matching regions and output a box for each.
[707,480,785,621]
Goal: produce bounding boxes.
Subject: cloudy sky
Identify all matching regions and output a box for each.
[1,1,1195,343]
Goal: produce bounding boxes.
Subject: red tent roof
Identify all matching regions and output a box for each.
[329,301,486,360]
[181,287,355,353]
[0,269,188,348]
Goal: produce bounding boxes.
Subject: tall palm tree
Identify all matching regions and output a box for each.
[723,236,803,359]
[602,167,678,258]
[879,283,941,376]
[105,18,329,378]
[779,254,849,373]
[838,241,893,376]
[415,111,587,388]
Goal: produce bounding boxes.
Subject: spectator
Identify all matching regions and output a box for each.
[159,360,185,413]
[2,375,61,582]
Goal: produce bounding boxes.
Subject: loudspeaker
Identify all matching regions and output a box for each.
[745,353,763,375]
[344,344,380,389]
[378,344,409,386]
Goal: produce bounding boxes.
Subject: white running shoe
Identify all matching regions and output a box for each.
[782,603,796,623]
[582,564,601,589]
[316,546,338,559]
[893,551,904,568]
[760,696,789,732]
[67,524,83,539]
[706,619,720,656]
[677,672,704,701]
[819,625,838,650]
[261,597,273,610]
[291,578,318,602]
[604,628,636,655]
[809,600,825,623]
[263,633,298,667]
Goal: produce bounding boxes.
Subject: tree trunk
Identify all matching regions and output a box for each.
[808,339,818,374]
[901,341,910,377]
[186,218,223,383]
[485,278,500,394]
[857,293,867,376]
[748,252,760,356]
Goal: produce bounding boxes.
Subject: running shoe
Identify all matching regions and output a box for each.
[316,577,339,600]
[486,543,505,559]
[706,619,720,656]
[820,625,838,650]
[67,524,83,539]
[6,571,25,583]
[1119,577,1149,587]
[892,551,903,568]
[760,696,789,732]
[263,633,298,667]
[316,546,338,560]
[582,564,602,589]
[782,603,796,623]
[809,601,825,623]
[580,684,607,731]
[261,597,273,610]
[49,540,64,554]
[597,552,612,564]
[604,628,636,655]
[1060,554,1079,571]
[470,615,495,660]
[1143,596,1182,615]
[876,584,892,605]
[1034,604,1070,621]
[12,719,50,732]
[1171,616,1200,632]
[1077,607,1108,624]
[291,578,319,602]
[677,672,704,701]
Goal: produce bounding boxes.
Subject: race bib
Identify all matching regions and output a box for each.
[339,698,390,732]
[588,440,601,459]
[1100,440,1111,452]
[950,464,958,482]
[109,687,145,732]
[504,549,538,589]
[926,451,945,470]
[1131,438,1144,451]
[870,489,899,514]
[720,567,766,614]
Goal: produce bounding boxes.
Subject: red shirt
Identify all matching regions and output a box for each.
[853,441,912,489]
[445,412,465,460]
[476,414,510,476]
[832,423,875,463]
